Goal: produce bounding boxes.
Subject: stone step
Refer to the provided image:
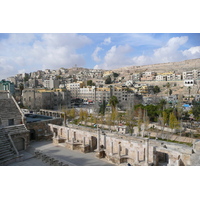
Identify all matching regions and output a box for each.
[0,142,11,147]
[0,149,14,157]
[0,140,9,144]
[0,152,15,160]
[0,145,12,150]
[0,155,17,165]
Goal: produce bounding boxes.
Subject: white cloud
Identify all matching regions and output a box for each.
[102,37,111,45]
[153,36,188,63]
[132,55,153,66]
[18,69,26,74]
[0,33,92,79]
[125,33,163,47]
[94,65,99,69]
[94,36,200,70]
[96,44,132,69]
[182,46,200,59]
[131,36,191,66]
[92,47,103,62]
[0,58,15,80]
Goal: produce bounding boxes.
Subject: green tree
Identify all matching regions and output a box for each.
[79,109,85,121]
[69,108,76,119]
[169,112,179,129]
[137,107,143,135]
[125,107,135,135]
[145,104,159,122]
[113,72,119,77]
[83,110,89,125]
[166,82,170,96]
[111,109,118,125]
[163,111,168,125]
[24,76,29,82]
[143,109,150,135]
[99,100,106,116]
[158,99,167,110]
[192,101,200,120]
[169,89,172,96]
[105,76,112,84]
[153,85,161,94]
[19,83,24,95]
[87,80,95,86]
[188,86,191,99]
[106,113,113,129]
[109,96,119,113]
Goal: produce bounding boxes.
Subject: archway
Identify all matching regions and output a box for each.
[91,136,97,151]
[157,152,169,166]
[30,129,36,141]
[14,137,25,151]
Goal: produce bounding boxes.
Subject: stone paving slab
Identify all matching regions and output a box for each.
[8,141,115,166]
[8,158,50,166]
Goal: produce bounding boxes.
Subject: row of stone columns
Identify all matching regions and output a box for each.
[108,138,149,164]
[40,110,62,117]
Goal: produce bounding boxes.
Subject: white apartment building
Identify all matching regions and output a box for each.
[43,77,59,89]
[184,80,194,87]
[131,73,141,82]
[79,86,95,101]
[66,82,81,99]
[183,69,200,80]
[156,75,167,81]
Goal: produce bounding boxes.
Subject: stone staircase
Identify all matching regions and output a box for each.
[0,130,18,166]
[2,124,28,135]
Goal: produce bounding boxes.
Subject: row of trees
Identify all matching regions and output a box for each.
[62,94,200,136]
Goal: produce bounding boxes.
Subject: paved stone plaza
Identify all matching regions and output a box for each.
[8,141,115,166]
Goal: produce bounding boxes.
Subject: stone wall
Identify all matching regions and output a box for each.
[26,118,63,140]
[0,91,23,127]
[48,124,194,166]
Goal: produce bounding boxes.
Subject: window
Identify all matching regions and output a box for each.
[8,119,14,126]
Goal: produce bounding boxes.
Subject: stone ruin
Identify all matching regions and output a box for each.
[48,123,200,166]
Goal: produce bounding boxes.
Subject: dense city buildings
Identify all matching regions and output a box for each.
[1,58,200,166]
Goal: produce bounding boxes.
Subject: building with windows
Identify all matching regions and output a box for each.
[184,80,195,87]
[43,77,59,89]
[0,80,15,95]
[22,88,71,111]
[66,82,84,99]
[183,69,200,80]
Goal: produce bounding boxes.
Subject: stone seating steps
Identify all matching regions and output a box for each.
[2,125,28,135]
[0,152,15,160]
[0,155,19,166]
[0,148,13,154]
[0,130,17,164]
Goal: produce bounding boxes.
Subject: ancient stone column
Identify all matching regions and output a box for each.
[176,159,180,166]
[118,144,121,157]
[145,139,149,164]
[64,113,66,126]
[73,132,76,142]
[71,135,74,144]
[83,137,85,146]
[67,129,69,142]
[97,129,100,151]
[153,146,157,166]
[104,134,106,149]
[110,141,113,156]
[136,149,139,163]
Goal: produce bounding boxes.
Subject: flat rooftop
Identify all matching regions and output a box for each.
[25,114,52,123]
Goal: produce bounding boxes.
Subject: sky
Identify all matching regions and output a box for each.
[0,33,200,80]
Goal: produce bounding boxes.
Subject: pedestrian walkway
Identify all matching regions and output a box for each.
[8,141,115,166]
